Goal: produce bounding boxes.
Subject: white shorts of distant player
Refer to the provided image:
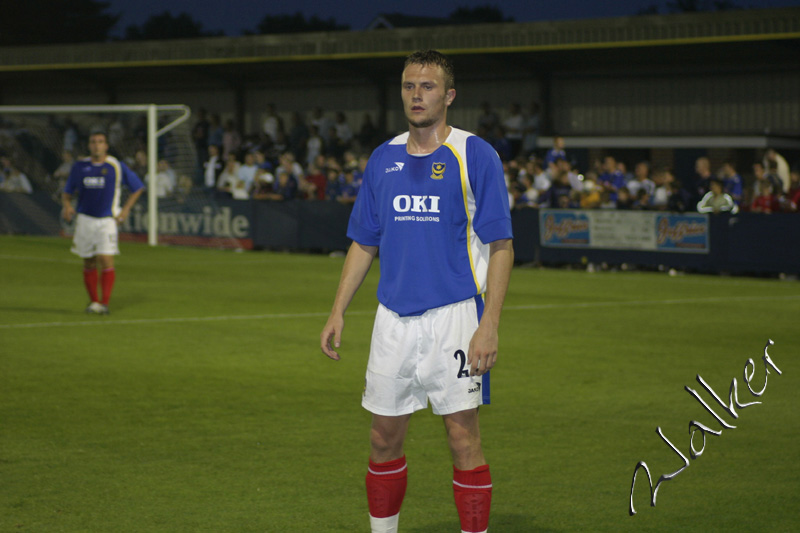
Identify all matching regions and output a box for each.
[71,213,120,258]
[363,297,484,417]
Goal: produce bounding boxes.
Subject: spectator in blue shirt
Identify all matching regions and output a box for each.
[325,167,343,201]
[598,156,627,203]
[490,125,512,162]
[544,136,566,167]
[259,168,297,201]
[720,160,743,205]
[336,168,360,204]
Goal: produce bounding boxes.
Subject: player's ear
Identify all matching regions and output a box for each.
[446,88,456,107]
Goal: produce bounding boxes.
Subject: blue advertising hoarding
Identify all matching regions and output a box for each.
[540,209,709,254]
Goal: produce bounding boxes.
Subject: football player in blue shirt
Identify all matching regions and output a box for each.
[321,50,513,533]
[62,130,144,314]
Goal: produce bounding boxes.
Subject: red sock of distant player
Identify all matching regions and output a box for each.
[100,268,115,305]
[366,455,407,530]
[83,268,99,303]
[453,464,492,533]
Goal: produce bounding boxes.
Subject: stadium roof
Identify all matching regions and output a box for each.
[0,7,798,98]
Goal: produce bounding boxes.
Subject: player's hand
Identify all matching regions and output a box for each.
[321,314,344,361]
[467,323,498,376]
[116,207,131,225]
[62,204,75,222]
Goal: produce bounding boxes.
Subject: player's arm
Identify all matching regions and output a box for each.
[117,187,145,224]
[61,192,76,222]
[62,165,80,222]
[468,238,513,376]
[320,241,378,361]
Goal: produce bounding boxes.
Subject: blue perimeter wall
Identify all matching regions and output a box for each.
[2,193,797,275]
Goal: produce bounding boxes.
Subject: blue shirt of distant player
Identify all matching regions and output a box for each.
[348,127,512,317]
[65,155,144,218]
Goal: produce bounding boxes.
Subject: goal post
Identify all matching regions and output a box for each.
[0,104,191,246]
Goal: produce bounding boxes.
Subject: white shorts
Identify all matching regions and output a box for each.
[71,213,120,258]
[362,297,488,417]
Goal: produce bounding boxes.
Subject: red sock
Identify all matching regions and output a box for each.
[83,268,99,303]
[366,456,407,519]
[453,464,492,533]
[100,268,115,305]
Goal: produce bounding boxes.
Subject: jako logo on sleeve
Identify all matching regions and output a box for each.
[385,162,405,173]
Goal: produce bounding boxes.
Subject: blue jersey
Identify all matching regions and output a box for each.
[348,128,512,317]
[65,156,144,218]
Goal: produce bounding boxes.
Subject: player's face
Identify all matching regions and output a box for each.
[88,134,109,160]
[401,63,455,129]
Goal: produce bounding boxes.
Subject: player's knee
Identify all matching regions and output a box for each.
[370,426,397,450]
[370,426,404,459]
[447,426,482,460]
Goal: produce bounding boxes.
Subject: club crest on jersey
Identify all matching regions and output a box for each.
[430,162,446,180]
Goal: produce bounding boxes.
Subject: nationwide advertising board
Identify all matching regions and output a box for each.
[119,201,253,249]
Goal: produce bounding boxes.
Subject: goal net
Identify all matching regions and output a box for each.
[0,105,252,249]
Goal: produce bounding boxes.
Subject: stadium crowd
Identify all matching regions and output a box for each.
[506,139,800,215]
[4,103,798,215]
[187,102,800,215]
[189,105,378,205]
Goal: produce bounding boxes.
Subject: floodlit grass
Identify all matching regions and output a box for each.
[2,235,799,532]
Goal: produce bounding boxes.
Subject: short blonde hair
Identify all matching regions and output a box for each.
[404,49,454,92]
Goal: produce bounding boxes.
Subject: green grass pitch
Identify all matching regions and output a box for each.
[2,235,799,532]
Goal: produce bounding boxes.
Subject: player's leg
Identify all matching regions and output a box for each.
[370,413,411,463]
[95,217,120,311]
[444,408,492,533]
[97,254,115,309]
[362,304,423,532]
[443,408,485,470]
[422,298,492,531]
[82,256,100,309]
[72,214,100,311]
[367,413,411,533]
[97,254,115,269]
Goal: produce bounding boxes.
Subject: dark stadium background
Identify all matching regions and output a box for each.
[107,0,800,36]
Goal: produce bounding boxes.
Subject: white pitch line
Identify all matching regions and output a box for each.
[0,311,347,330]
[2,294,799,330]
[0,254,79,264]
[504,294,800,311]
